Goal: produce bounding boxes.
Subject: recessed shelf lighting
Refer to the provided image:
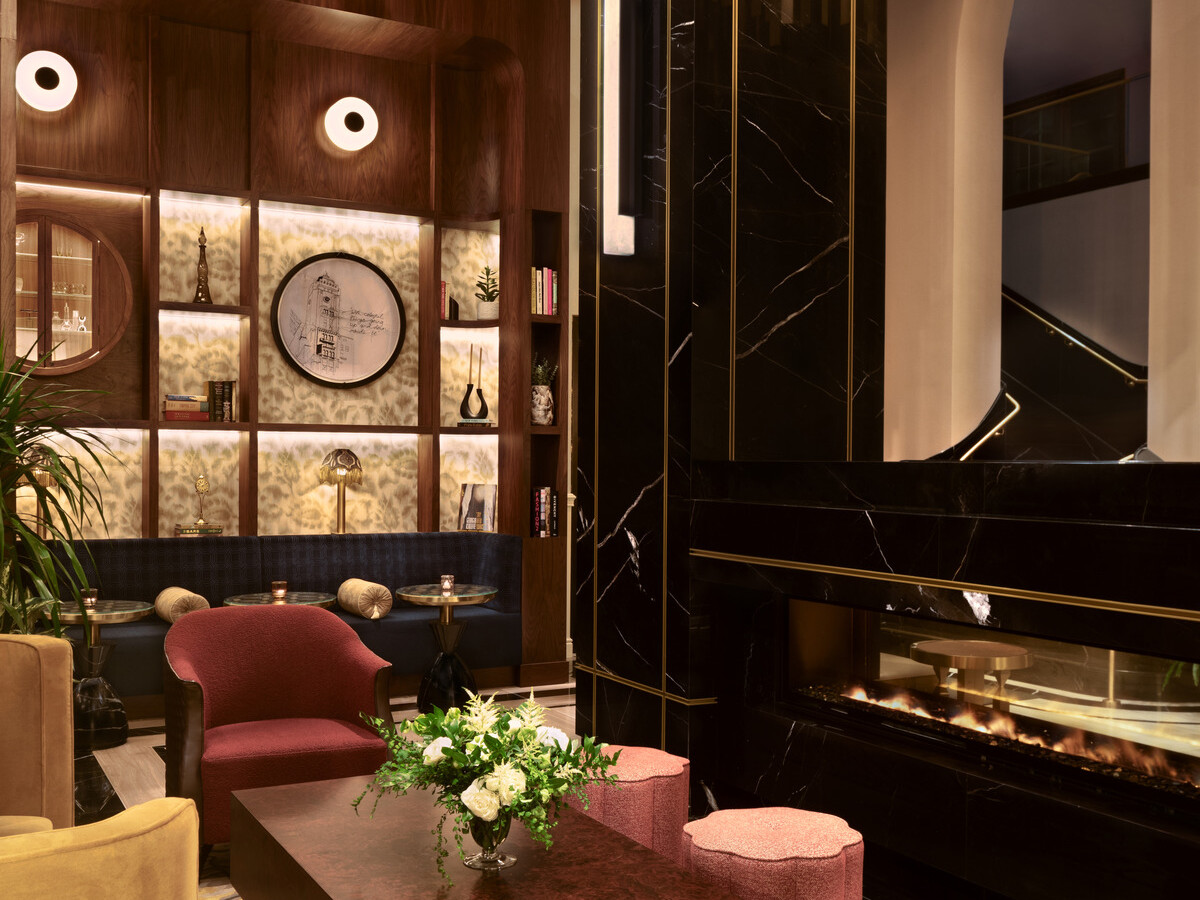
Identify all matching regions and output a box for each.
[324,97,378,151]
[16,50,78,112]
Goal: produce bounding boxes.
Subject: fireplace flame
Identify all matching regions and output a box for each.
[843,686,1199,789]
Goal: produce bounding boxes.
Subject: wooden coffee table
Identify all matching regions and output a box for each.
[230,776,737,900]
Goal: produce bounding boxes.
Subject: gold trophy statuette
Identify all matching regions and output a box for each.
[194,475,210,525]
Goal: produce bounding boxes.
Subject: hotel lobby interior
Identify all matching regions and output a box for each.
[3,0,1200,897]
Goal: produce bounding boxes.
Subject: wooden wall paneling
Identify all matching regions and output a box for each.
[239,198,257,533]
[1,0,14,361]
[16,1,148,184]
[520,535,570,685]
[145,191,159,536]
[251,37,431,211]
[153,20,250,193]
[511,1,570,213]
[140,427,153,537]
[497,209,529,536]
[438,66,501,218]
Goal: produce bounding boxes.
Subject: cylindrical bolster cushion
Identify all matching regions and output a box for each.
[338,578,393,620]
[154,587,210,623]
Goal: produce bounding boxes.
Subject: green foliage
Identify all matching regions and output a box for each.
[1162,660,1200,691]
[355,692,620,884]
[0,337,112,637]
[474,265,499,305]
[531,356,558,387]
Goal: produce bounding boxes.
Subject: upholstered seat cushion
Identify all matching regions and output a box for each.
[200,717,386,845]
[0,817,53,838]
[683,807,864,900]
[583,745,690,865]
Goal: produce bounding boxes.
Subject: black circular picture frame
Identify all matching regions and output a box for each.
[270,252,406,388]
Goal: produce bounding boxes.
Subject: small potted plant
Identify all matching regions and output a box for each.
[531,355,558,426]
[474,265,499,320]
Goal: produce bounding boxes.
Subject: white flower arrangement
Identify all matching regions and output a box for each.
[355,692,619,881]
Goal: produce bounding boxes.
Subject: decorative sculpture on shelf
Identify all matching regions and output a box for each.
[458,344,489,423]
[191,227,213,304]
[193,475,210,525]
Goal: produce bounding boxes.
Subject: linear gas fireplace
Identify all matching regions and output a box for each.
[788,598,1200,799]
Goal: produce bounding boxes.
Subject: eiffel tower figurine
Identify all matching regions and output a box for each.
[191,227,213,304]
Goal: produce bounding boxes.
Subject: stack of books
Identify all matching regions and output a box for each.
[161,381,237,422]
[531,267,557,316]
[162,394,209,421]
[531,486,559,537]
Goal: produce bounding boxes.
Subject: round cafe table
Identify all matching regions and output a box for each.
[56,599,154,750]
[396,583,498,713]
[223,591,336,608]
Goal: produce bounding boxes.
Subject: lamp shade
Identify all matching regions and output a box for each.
[319,448,364,485]
[324,97,378,151]
[16,51,78,112]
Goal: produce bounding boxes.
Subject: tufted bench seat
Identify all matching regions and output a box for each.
[683,807,864,900]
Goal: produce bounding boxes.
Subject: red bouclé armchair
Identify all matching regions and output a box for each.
[163,605,391,846]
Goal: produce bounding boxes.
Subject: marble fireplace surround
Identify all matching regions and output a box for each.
[689,459,1200,898]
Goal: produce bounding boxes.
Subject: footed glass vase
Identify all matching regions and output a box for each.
[464,814,516,870]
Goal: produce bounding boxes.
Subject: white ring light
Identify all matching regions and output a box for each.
[16,51,78,112]
[324,97,379,151]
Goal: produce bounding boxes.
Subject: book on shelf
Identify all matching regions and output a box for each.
[163,409,211,421]
[531,486,559,537]
[531,267,558,315]
[204,380,238,422]
[174,523,224,537]
[456,417,493,427]
[165,393,209,402]
[163,398,210,412]
[458,484,497,533]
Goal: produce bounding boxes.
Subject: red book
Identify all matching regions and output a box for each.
[163,410,212,421]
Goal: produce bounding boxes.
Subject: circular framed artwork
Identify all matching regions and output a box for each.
[270,252,406,388]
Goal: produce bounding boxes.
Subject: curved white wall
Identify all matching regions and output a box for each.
[884,0,1014,460]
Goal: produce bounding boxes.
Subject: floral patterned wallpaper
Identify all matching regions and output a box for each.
[159,430,240,536]
[159,312,240,400]
[441,226,499,321]
[439,434,498,533]
[16,429,144,540]
[257,204,420,426]
[440,329,500,427]
[159,193,243,306]
[257,431,418,535]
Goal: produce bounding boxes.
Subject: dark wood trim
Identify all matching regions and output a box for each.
[0,0,14,363]
[519,659,571,687]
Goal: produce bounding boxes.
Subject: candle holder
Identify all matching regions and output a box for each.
[271,580,288,602]
[81,588,98,609]
[440,574,455,596]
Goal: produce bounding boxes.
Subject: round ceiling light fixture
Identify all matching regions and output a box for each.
[15,50,78,112]
[324,97,378,151]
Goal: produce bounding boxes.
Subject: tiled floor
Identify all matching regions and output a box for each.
[82,684,577,899]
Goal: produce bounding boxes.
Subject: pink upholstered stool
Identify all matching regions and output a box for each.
[581,744,690,865]
[683,807,864,900]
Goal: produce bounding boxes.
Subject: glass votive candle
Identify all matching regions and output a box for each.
[271,580,288,602]
[440,574,455,595]
[81,588,98,609]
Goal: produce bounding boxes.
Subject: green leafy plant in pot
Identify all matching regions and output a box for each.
[0,338,111,638]
[474,265,499,321]
[530,356,558,426]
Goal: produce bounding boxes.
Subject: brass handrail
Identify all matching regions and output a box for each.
[1002,73,1148,121]
[960,393,1020,461]
[1001,291,1148,386]
[1002,134,1092,156]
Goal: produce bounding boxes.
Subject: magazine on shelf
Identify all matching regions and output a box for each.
[458,483,497,532]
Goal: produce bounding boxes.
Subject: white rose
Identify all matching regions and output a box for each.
[422,736,453,765]
[536,725,569,751]
[461,777,501,821]
[483,762,527,806]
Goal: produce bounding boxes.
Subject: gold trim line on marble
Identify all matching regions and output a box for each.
[575,664,718,707]
[846,0,857,461]
[663,0,673,750]
[729,0,739,462]
[689,548,1200,624]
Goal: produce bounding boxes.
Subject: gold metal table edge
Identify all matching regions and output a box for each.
[55,602,153,625]
[910,640,1034,671]
[689,548,1200,624]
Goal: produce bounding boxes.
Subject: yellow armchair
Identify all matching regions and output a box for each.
[0,796,199,900]
[0,634,74,831]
